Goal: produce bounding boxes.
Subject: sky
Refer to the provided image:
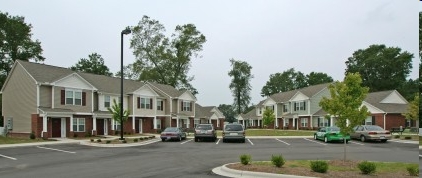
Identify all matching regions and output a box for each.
[1,0,420,107]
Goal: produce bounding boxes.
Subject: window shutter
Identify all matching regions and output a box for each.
[82,92,86,106]
[181,101,183,111]
[61,90,65,105]
[294,103,297,111]
[161,101,164,111]
[317,118,320,127]
[303,101,306,110]
[137,97,140,109]
[150,98,153,109]
[272,105,274,111]
[372,116,375,125]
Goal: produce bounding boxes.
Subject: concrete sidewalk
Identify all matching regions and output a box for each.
[212,163,317,178]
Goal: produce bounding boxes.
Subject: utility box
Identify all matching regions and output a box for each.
[6,117,12,130]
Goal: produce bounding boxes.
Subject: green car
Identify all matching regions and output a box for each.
[314,126,350,143]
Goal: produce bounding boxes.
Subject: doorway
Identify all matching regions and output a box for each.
[52,118,61,137]
[97,119,104,135]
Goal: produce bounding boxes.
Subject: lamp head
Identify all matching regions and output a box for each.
[122,27,131,35]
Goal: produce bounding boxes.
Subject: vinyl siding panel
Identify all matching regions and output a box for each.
[128,96,133,114]
[53,87,92,113]
[276,103,284,117]
[310,88,330,114]
[2,64,37,132]
[164,98,171,114]
[39,85,52,108]
[93,93,98,111]
[172,99,178,113]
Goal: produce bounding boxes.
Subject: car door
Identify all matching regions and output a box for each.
[317,128,325,139]
[351,126,361,139]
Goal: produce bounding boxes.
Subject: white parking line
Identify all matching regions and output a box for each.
[275,138,290,145]
[388,140,418,144]
[247,139,254,145]
[349,141,364,145]
[0,154,17,160]
[180,139,192,144]
[216,139,221,144]
[37,146,75,154]
[304,138,327,146]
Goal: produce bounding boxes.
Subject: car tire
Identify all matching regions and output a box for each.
[314,134,317,140]
[222,139,226,143]
[324,137,328,143]
[178,136,182,141]
[161,138,165,142]
[194,137,198,142]
[381,139,387,143]
[242,139,245,143]
[213,137,217,142]
[360,135,366,142]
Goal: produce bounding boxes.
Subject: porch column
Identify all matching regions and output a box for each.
[187,119,190,128]
[330,117,333,127]
[70,115,74,132]
[310,117,313,129]
[176,117,179,127]
[346,119,350,127]
[209,117,211,124]
[111,119,115,131]
[293,118,296,128]
[42,116,47,138]
[93,115,97,135]
[258,119,260,127]
[132,116,135,133]
[217,118,219,128]
[153,116,157,129]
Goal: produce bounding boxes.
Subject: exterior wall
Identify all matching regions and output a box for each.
[310,88,330,114]
[384,113,407,131]
[276,103,284,117]
[31,114,43,138]
[53,87,93,113]
[39,85,52,108]
[164,98,171,114]
[70,115,93,138]
[291,100,309,115]
[172,99,178,114]
[128,96,133,114]
[93,92,98,111]
[2,63,37,133]
[142,117,154,133]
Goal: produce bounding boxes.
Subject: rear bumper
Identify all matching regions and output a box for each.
[328,136,350,141]
[223,136,245,140]
[160,135,180,140]
[366,135,391,140]
[194,134,216,138]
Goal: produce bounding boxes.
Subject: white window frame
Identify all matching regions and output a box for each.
[319,118,328,127]
[73,118,85,132]
[283,104,288,112]
[141,98,151,109]
[194,119,199,128]
[156,119,161,129]
[114,120,121,131]
[365,117,372,125]
[284,119,289,127]
[104,96,110,108]
[301,118,308,127]
[183,101,191,111]
[66,90,82,106]
[157,99,163,111]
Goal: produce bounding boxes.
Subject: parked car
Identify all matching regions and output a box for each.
[351,125,391,142]
[194,124,217,142]
[314,126,350,143]
[160,127,186,142]
[222,123,245,143]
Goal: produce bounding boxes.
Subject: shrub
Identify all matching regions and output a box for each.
[106,140,111,144]
[271,155,285,168]
[407,166,419,176]
[85,132,92,137]
[139,137,144,140]
[394,135,400,139]
[310,160,328,173]
[404,136,412,140]
[149,136,155,139]
[29,132,36,139]
[156,129,162,134]
[96,139,102,143]
[122,140,127,143]
[133,138,138,142]
[123,132,127,135]
[90,139,94,142]
[240,154,251,165]
[358,161,376,175]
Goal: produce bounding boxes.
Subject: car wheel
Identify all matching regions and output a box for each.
[314,134,317,140]
[213,137,217,142]
[222,139,226,143]
[242,139,245,143]
[381,139,387,143]
[161,138,165,142]
[360,135,366,142]
[324,137,328,143]
[194,137,198,142]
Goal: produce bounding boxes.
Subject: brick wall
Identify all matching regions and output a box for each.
[31,114,42,138]
[385,113,406,130]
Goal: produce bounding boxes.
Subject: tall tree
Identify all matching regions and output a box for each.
[319,72,370,161]
[345,44,413,92]
[419,12,422,127]
[397,79,418,101]
[70,53,112,76]
[0,11,44,88]
[228,59,253,114]
[130,15,206,95]
[260,68,310,97]
[114,64,140,80]
[218,104,236,123]
[402,93,419,127]
[262,108,275,129]
[306,72,333,86]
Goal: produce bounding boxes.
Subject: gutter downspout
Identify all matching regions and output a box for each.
[383,113,387,130]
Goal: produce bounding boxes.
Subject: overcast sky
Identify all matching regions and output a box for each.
[2,0,420,107]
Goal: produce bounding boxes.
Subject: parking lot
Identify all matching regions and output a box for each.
[0,138,418,178]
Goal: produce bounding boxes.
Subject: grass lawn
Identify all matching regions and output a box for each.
[0,136,54,144]
[391,134,419,141]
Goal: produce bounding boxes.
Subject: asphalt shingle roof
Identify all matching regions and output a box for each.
[269,83,330,103]
[195,103,216,118]
[364,90,408,113]
[148,82,184,97]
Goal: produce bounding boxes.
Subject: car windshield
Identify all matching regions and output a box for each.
[196,125,212,130]
[225,125,243,131]
[327,127,340,131]
[364,125,383,131]
[163,128,178,132]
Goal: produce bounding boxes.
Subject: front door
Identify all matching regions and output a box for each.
[52,118,61,137]
[97,119,104,135]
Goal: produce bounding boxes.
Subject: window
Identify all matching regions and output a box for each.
[73,118,85,132]
[182,101,191,111]
[114,120,121,131]
[104,96,110,108]
[157,100,163,111]
[319,118,329,127]
[294,101,306,111]
[301,118,308,127]
[364,117,372,125]
[259,108,262,114]
[156,119,161,129]
[66,90,82,106]
[284,119,289,127]
[283,104,288,112]
[194,119,199,128]
[141,98,151,109]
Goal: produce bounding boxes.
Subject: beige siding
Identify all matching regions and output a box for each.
[93,93,98,111]
[39,85,52,108]
[53,87,93,113]
[172,99,178,113]
[128,96,133,114]
[2,64,37,132]
[164,98,170,114]
[310,88,330,114]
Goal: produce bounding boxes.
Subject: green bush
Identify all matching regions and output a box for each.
[122,140,127,143]
[96,139,102,143]
[73,133,78,138]
[133,138,138,142]
[407,166,419,176]
[240,154,251,165]
[106,140,111,144]
[85,132,92,137]
[404,136,412,140]
[394,135,400,139]
[29,132,36,139]
[271,155,285,168]
[310,160,328,173]
[90,139,94,142]
[139,137,144,140]
[358,161,376,175]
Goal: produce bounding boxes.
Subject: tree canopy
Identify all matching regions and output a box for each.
[70,53,112,76]
[262,108,275,129]
[129,15,206,95]
[218,104,236,123]
[261,68,332,97]
[345,44,413,93]
[0,11,44,88]
[228,59,253,114]
[402,93,419,122]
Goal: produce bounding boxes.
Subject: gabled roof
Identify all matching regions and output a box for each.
[364,90,408,113]
[195,103,216,118]
[79,72,143,94]
[269,83,330,103]
[148,82,185,98]
[18,60,74,83]
[240,107,260,119]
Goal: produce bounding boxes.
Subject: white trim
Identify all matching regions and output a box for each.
[52,73,97,90]
[36,84,40,109]
[91,90,94,112]
[52,86,55,109]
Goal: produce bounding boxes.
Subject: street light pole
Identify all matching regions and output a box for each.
[120,27,131,140]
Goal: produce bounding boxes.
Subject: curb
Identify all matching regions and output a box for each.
[79,139,161,147]
[212,163,317,178]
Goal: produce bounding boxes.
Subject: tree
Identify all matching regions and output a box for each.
[115,63,140,80]
[345,44,413,92]
[306,72,333,86]
[218,104,236,123]
[262,108,275,129]
[260,68,310,97]
[243,104,255,114]
[129,15,206,95]
[402,93,419,127]
[319,72,370,161]
[0,11,44,89]
[397,79,418,101]
[228,59,253,114]
[107,99,129,140]
[70,53,112,76]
